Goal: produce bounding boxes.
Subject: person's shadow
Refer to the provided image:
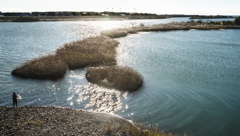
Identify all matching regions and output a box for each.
[5,107,13,111]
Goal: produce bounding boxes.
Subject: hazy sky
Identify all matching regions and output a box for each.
[1,0,240,15]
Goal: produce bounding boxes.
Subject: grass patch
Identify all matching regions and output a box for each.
[12,55,67,79]
[86,66,143,92]
[12,16,40,22]
[56,35,119,69]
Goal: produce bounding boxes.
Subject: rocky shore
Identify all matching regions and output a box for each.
[0,107,137,136]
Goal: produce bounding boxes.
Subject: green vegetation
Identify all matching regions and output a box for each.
[86,66,143,92]
[56,36,119,69]
[235,17,240,25]
[12,55,66,79]
[12,16,40,22]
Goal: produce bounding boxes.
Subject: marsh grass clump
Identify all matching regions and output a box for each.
[12,16,40,22]
[101,30,128,38]
[56,36,119,69]
[12,55,66,79]
[86,66,143,92]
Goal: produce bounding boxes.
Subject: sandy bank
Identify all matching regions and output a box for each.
[0,106,136,136]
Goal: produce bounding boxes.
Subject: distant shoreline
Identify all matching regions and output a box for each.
[0,16,169,22]
[190,16,235,19]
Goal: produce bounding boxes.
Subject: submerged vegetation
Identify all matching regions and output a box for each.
[12,55,66,79]
[86,66,143,91]
[12,16,40,22]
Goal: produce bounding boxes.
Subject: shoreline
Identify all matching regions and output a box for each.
[0,16,168,22]
[0,106,138,135]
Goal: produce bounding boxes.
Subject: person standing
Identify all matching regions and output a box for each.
[12,92,17,107]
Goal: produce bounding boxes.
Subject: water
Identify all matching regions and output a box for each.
[0,17,239,136]
[116,30,240,136]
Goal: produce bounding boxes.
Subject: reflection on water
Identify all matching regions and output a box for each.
[79,83,122,114]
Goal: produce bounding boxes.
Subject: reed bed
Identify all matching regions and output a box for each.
[13,21,240,80]
[86,66,143,92]
[56,35,119,69]
[101,22,240,37]
[101,30,128,38]
[12,55,66,79]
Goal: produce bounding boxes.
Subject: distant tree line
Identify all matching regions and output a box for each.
[1,11,168,17]
[187,17,240,25]
[235,17,240,25]
[190,15,234,19]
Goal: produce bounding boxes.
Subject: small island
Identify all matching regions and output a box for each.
[11,55,66,79]
[86,66,143,92]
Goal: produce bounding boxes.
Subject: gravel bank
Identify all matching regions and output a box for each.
[0,107,136,136]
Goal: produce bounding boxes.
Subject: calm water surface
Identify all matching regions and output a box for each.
[0,18,239,136]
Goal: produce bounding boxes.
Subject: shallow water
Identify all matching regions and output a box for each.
[0,17,239,136]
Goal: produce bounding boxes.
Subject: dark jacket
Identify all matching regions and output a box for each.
[12,93,17,101]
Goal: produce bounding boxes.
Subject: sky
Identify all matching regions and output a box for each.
[0,0,240,15]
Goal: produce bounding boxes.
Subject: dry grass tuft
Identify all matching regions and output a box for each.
[12,55,67,79]
[27,120,45,125]
[56,36,119,69]
[60,118,68,122]
[86,66,143,92]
